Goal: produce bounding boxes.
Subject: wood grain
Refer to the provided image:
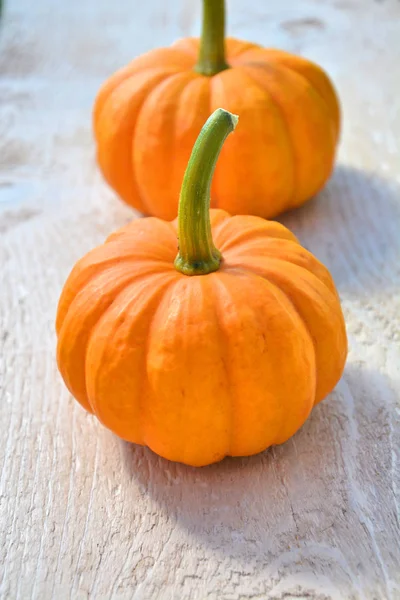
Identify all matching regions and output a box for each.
[1,0,399,598]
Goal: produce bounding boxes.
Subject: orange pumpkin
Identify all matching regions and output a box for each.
[58,109,347,467]
[93,0,340,220]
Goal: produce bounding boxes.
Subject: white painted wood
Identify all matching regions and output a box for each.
[0,0,399,598]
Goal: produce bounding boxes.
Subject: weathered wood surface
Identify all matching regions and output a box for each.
[1,0,399,598]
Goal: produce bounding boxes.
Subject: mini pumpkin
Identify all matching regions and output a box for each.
[93,0,340,220]
[57,109,347,467]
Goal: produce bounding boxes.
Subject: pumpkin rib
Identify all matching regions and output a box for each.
[260,50,340,140]
[207,208,231,232]
[57,240,177,330]
[214,214,298,251]
[270,61,337,149]
[225,255,335,296]
[57,258,174,338]
[268,278,316,442]
[264,57,339,148]
[208,274,236,458]
[264,276,317,411]
[270,275,343,405]
[241,266,317,410]
[209,272,267,455]
[106,229,178,250]
[236,48,339,136]
[225,38,261,59]
[210,69,294,216]
[99,243,175,265]
[237,64,298,207]
[103,232,176,259]
[96,68,182,213]
[57,266,156,411]
[172,75,213,209]
[239,60,336,208]
[223,258,346,404]
[57,216,179,335]
[87,274,151,436]
[94,64,141,134]
[93,47,193,130]
[133,71,201,218]
[145,275,232,465]
[286,68,338,139]
[220,232,299,255]
[225,248,337,297]
[57,229,178,330]
[85,272,177,434]
[56,249,144,334]
[187,275,231,463]
[105,216,177,248]
[171,37,199,59]
[213,268,316,448]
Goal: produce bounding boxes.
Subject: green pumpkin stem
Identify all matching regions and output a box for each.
[175,108,238,276]
[195,0,229,76]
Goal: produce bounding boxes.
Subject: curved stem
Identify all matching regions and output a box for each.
[195,0,229,76]
[175,108,238,276]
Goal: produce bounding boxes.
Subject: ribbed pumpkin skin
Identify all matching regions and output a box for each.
[94,38,340,220]
[56,210,347,467]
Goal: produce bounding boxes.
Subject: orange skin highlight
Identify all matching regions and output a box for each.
[56,210,347,467]
[93,38,340,220]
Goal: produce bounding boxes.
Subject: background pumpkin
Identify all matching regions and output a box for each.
[58,109,347,467]
[93,0,340,220]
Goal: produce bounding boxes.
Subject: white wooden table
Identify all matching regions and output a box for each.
[1,1,399,598]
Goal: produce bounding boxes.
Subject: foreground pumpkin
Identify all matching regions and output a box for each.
[57,109,347,467]
[93,0,340,220]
